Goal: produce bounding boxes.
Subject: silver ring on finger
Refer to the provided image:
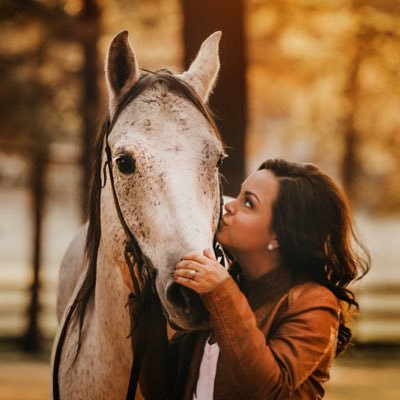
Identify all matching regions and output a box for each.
[189,269,197,280]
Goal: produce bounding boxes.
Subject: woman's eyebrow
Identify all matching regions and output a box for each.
[244,190,260,203]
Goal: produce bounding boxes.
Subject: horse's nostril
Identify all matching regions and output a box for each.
[166,281,191,314]
[165,281,208,325]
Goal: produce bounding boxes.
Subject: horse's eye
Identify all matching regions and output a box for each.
[116,155,136,174]
[216,153,228,169]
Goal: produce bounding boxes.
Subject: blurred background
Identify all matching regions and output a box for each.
[0,0,399,399]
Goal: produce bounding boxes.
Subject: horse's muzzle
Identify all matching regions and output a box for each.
[165,281,209,328]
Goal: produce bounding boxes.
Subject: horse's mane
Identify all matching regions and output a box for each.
[70,69,222,349]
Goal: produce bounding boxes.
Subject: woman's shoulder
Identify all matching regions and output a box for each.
[286,280,340,314]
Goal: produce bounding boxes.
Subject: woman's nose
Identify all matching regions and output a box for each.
[224,200,235,214]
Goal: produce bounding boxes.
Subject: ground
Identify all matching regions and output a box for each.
[1,346,399,400]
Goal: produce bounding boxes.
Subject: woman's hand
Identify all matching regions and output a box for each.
[174,249,230,294]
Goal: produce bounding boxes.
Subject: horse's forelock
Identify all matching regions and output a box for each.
[112,69,221,140]
[71,70,222,342]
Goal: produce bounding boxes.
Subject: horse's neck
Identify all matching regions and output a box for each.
[91,240,133,368]
[94,241,132,340]
[59,241,133,398]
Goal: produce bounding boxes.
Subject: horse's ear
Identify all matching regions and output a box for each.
[106,30,140,117]
[178,31,222,103]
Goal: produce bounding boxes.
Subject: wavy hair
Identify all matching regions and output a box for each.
[259,159,370,355]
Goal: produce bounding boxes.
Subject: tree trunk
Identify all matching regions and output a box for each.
[341,45,361,201]
[181,0,247,196]
[22,146,45,352]
[341,1,368,202]
[79,0,102,219]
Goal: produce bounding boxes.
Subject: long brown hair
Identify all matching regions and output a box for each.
[259,159,370,355]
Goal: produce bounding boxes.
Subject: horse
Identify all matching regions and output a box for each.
[50,30,226,399]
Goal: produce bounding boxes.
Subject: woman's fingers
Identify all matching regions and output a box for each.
[174,275,200,289]
[174,268,198,279]
[176,253,224,279]
[181,252,208,264]
[203,248,216,260]
[175,260,203,271]
[174,250,229,294]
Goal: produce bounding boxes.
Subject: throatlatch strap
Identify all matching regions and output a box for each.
[52,302,78,400]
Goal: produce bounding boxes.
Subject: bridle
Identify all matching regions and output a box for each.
[52,94,225,399]
[103,126,225,398]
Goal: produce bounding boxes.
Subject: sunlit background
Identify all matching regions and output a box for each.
[0,0,399,399]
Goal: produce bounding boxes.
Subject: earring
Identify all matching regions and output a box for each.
[267,243,274,251]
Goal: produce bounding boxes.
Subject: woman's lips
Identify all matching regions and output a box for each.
[220,218,228,226]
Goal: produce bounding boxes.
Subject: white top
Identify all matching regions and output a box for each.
[193,338,220,400]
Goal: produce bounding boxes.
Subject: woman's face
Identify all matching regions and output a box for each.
[216,169,279,254]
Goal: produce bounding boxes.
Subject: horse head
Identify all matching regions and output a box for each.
[96,31,225,330]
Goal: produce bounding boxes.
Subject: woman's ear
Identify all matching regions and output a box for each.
[267,238,279,251]
[271,238,279,249]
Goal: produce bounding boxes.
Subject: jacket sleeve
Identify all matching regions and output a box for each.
[201,277,340,400]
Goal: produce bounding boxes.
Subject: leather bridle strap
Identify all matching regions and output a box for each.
[213,174,226,268]
[52,301,77,400]
[103,139,143,265]
[103,130,156,400]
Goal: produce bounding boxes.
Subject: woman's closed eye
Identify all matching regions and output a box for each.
[244,196,254,209]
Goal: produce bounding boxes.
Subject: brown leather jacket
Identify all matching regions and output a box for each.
[139,267,340,399]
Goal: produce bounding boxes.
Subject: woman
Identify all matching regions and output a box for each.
[139,158,370,400]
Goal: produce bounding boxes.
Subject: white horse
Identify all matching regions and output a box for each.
[51,30,225,399]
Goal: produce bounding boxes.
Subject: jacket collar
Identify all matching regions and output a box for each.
[237,264,294,310]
